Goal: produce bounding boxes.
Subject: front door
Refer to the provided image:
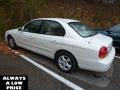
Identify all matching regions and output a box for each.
[17,20,42,51]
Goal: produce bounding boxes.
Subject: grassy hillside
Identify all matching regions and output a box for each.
[0,0,120,41]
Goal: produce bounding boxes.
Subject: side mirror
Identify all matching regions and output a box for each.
[18,27,22,31]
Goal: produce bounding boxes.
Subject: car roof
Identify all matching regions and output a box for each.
[34,18,80,23]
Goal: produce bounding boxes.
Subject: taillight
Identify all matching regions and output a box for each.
[99,46,108,58]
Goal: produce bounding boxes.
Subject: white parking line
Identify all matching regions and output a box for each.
[115,56,120,59]
[12,50,15,52]
[14,51,19,54]
[19,55,84,90]
[8,48,11,50]
[12,50,19,54]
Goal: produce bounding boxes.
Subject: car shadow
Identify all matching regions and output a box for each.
[70,65,113,88]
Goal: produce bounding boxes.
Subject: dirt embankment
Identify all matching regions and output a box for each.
[0,43,16,58]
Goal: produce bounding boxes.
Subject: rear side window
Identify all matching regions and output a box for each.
[40,21,65,36]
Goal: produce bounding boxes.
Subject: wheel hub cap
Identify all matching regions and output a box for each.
[9,39,14,47]
[58,55,72,71]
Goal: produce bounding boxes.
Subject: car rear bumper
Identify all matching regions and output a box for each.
[78,47,115,72]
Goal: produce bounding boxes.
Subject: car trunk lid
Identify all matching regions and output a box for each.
[85,33,113,53]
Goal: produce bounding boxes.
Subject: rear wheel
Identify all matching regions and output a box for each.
[8,37,17,49]
[55,51,78,73]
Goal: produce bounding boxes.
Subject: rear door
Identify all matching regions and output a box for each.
[35,20,65,58]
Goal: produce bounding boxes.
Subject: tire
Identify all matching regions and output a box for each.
[8,37,17,49]
[55,51,78,73]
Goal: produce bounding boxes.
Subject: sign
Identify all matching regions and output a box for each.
[0,75,28,90]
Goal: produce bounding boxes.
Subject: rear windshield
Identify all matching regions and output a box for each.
[68,22,97,37]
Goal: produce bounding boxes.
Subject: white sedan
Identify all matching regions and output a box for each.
[5,18,115,73]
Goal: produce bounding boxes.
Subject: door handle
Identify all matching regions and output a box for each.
[53,40,60,44]
[49,40,60,44]
[29,36,35,39]
[49,40,57,43]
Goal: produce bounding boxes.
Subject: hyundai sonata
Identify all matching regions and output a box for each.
[5,18,115,73]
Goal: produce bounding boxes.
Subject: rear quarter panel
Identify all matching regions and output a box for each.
[61,38,99,63]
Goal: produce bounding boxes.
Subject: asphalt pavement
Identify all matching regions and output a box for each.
[0,44,120,90]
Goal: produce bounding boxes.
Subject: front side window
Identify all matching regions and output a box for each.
[23,20,41,33]
[40,21,65,36]
[68,22,97,37]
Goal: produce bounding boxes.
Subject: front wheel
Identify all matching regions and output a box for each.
[8,37,17,49]
[55,52,78,73]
